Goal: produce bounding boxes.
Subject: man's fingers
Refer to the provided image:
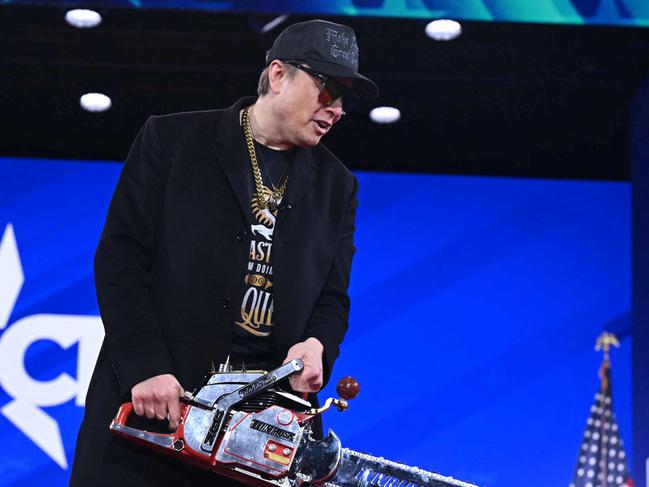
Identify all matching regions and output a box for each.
[286,354,323,393]
[301,364,323,388]
[306,376,323,391]
[284,338,324,393]
[289,376,307,393]
[307,376,323,389]
[130,374,184,423]
[168,381,183,428]
[134,395,157,419]
[167,396,181,430]
[289,374,322,393]
[302,365,320,380]
[145,403,156,419]
[154,395,168,420]
[132,399,144,416]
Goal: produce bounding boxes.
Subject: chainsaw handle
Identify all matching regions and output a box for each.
[110,401,188,453]
[113,402,135,427]
[112,402,190,428]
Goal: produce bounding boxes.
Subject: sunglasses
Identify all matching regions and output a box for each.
[285,61,359,115]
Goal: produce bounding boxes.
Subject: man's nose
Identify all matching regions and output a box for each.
[325,101,344,122]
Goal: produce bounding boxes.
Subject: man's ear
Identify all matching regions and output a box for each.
[268,60,288,94]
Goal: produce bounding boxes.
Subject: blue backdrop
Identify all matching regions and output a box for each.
[0,157,633,486]
[4,0,649,27]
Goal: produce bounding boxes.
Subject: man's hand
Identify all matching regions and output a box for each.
[283,337,324,393]
[131,374,184,430]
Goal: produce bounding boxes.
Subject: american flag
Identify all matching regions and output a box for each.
[570,360,633,487]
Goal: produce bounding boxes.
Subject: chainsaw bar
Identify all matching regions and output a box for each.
[323,448,478,487]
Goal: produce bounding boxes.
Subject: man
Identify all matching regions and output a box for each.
[70,19,378,486]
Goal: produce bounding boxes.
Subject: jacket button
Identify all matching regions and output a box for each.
[221,298,232,309]
[236,231,247,241]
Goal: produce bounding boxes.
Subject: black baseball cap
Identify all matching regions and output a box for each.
[265,19,379,99]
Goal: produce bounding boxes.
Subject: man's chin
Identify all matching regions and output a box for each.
[295,137,322,148]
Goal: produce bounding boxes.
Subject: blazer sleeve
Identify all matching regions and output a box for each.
[302,175,358,386]
[94,116,174,398]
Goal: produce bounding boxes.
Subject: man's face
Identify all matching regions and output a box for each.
[272,62,346,147]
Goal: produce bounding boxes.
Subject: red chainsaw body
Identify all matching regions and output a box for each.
[110,364,317,486]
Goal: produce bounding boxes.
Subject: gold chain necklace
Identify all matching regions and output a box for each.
[242,105,289,211]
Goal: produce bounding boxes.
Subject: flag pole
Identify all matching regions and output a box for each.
[595,331,620,363]
[570,332,633,487]
[595,332,620,395]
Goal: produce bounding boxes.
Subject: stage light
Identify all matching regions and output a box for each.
[65,9,102,29]
[370,106,401,124]
[80,93,111,112]
[425,19,462,41]
[261,14,289,34]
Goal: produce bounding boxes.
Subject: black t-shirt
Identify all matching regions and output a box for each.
[228,141,295,362]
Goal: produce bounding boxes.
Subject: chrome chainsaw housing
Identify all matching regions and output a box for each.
[111,362,478,487]
[215,405,303,476]
[183,370,311,466]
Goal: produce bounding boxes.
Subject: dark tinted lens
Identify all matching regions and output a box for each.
[317,84,336,106]
[321,79,359,114]
[341,90,359,114]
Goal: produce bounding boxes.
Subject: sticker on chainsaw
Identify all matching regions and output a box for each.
[250,419,295,441]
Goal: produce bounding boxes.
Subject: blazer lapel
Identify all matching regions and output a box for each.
[214,98,257,226]
[278,146,316,224]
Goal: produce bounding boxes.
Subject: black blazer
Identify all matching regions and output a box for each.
[70,98,358,486]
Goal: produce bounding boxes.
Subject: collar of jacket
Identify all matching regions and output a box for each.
[214,96,317,226]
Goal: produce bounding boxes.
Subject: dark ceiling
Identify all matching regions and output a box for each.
[2,6,649,180]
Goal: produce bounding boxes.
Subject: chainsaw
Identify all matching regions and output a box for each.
[110,359,477,487]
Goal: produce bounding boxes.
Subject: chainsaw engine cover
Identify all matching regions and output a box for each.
[181,371,311,467]
[215,405,303,476]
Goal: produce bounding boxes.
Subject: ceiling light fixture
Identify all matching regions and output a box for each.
[65,9,102,29]
[80,93,112,113]
[425,19,462,41]
[370,106,401,124]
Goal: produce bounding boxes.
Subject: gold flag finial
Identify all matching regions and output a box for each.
[595,331,620,361]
